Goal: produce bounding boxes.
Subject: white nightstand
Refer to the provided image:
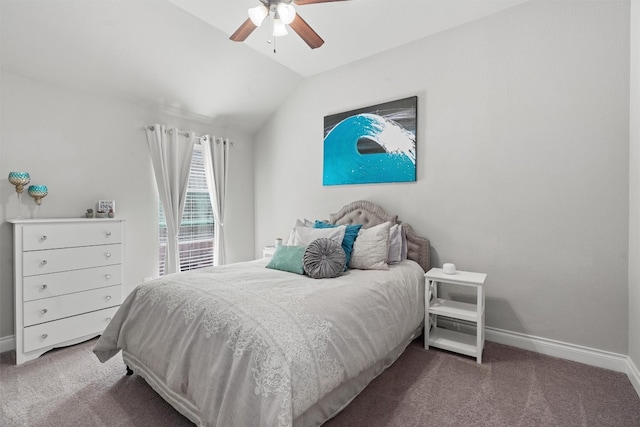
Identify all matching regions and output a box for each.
[262,246,276,259]
[424,268,487,363]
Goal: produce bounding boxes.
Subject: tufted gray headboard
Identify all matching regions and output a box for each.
[329,200,431,272]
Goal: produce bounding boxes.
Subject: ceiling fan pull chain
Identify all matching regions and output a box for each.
[270,13,277,54]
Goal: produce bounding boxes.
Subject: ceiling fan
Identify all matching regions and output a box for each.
[229,0,349,49]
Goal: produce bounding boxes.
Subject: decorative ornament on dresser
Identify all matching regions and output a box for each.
[8,171,30,218]
[28,185,48,218]
[28,185,48,205]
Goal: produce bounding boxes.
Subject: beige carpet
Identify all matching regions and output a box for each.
[1,337,639,426]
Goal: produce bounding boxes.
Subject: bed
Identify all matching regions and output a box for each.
[94,200,431,427]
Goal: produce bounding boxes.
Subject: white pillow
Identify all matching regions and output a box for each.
[400,224,408,261]
[388,224,403,264]
[349,221,391,270]
[291,225,346,246]
[286,219,314,245]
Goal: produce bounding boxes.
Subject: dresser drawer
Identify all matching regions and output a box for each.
[22,222,122,251]
[23,306,119,353]
[23,244,122,276]
[23,265,122,302]
[23,284,122,327]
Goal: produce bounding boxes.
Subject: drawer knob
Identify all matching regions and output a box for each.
[106,232,112,237]
[41,309,48,314]
[106,253,112,258]
[41,334,48,340]
[40,260,48,266]
[41,235,48,241]
[105,295,112,301]
[106,274,112,279]
[41,284,48,290]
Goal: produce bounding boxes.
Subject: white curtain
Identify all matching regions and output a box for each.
[202,135,230,265]
[145,124,196,274]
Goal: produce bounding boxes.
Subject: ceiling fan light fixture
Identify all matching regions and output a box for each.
[248,4,268,26]
[276,3,296,25]
[272,17,288,37]
[231,0,341,49]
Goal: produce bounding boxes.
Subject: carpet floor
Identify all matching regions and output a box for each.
[1,337,639,426]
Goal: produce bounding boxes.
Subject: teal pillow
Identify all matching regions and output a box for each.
[266,245,306,275]
[314,221,363,270]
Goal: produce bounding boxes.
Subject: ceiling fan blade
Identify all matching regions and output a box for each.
[229,18,257,42]
[289,13,324,49]
[295,0,350,5]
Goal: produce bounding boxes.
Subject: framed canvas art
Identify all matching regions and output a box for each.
[98,200,115,213]
[323,96,417,186]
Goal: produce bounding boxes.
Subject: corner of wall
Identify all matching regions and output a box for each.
[629,0,640,370]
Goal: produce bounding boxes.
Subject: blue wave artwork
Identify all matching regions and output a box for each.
[323,96,417,186]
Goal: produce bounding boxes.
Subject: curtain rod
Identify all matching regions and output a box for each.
[145,125,234,145]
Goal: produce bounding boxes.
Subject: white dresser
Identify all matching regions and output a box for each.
[9,218,125,365]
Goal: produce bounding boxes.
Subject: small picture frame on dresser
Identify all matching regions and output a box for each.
[98,200,115,217]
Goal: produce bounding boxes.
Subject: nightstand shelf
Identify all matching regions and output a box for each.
[424,268,487,363]
[429,298,478,322]
[429,327,478,357]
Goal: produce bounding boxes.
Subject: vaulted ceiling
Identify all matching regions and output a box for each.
[1,0,528,134]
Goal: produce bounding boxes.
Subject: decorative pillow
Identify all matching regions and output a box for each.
[314,221,362,271]
[349,221,392,270]
[303,238,346,279]
[291,224,346,247]
[266,245,306,275]
[400,224,408,261]
[286,219,313,245]
[388,224,403,264]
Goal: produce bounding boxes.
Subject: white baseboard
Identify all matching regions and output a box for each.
[628,357,640,398]
[436,318,639,398]
[485,326,629,373]
[0,334,15,354]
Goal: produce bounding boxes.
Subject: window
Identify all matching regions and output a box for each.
[158,146,214,276]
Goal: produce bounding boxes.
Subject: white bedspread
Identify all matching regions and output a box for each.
[94,259,424,427]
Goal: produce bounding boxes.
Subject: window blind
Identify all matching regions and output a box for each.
[158,146,215,276]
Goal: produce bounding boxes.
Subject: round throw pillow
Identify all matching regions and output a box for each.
[303,238,346,279]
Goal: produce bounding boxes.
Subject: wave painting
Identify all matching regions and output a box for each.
[323,96,417,186]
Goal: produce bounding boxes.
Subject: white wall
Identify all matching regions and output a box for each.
[629,0,640,371]
[255,0,630,353]
[0,72,255,338]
